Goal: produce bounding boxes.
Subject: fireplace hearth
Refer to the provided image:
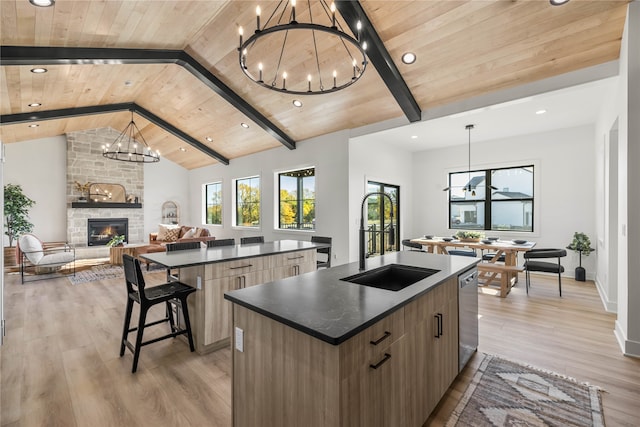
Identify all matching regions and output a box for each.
[87,218,128,246]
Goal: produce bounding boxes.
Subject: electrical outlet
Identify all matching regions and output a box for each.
[235,327,244,352]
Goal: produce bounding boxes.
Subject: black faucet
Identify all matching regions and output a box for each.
[359,192,395,271]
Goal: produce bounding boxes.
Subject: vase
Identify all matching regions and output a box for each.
[459,238,481,243]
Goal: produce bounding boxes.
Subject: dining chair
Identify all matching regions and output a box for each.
[448,249,477,257]
[311,236,332,269]
[402,239,424,251]
[207,238,236,247]
[240,236,264,244]
[523,248,567,296]
[120,255,196,373]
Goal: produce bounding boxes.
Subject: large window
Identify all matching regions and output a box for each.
[278,167,315,230]
[448,165,534,232]
[204,182,222,225]
[235,176,260,227]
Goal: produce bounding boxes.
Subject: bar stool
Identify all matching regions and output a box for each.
[120,254,196,373]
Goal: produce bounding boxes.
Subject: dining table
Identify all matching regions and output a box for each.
[410,236,536,297]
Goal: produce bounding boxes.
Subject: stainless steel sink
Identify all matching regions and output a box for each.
[340,264,440,291]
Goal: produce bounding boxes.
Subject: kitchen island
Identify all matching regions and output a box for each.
[140,240,327,354]
[224,251,479,427]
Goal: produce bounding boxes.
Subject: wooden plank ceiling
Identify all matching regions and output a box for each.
[0,0,629,170]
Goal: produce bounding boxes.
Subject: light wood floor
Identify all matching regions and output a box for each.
[1,269,639,427]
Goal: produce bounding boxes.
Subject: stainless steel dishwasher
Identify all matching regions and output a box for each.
[458,267,479,372]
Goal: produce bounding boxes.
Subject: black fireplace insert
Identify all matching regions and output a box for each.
[87,218,128,246]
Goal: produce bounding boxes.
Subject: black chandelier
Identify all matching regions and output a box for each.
[238,0,368,95]
[102,110,160,163]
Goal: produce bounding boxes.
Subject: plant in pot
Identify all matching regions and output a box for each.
[106,235,126,247]
[4,184,36,267]
[455,230,485,242]
[567,232,594,282]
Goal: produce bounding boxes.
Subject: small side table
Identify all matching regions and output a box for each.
[110,243,147,265]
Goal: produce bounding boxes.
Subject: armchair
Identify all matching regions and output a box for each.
[18,234,75,284]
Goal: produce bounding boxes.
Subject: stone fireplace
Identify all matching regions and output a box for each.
[87,218,128,246]
[66,128,145,249]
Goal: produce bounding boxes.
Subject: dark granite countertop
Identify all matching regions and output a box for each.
[224,251,479,345]
[139,239,326,269]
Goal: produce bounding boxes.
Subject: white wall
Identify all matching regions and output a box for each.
[410,125,597,279]
[188,131,351,266]
[143,159,190,239]
[348,136,415,263]
[3,136,67,244]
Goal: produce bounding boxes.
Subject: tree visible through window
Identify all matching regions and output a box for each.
[448,165,534,232]
[204,182,222,225]
[279,167,315,230]
[236,176,260,227]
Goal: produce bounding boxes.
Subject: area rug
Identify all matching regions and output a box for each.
[447,354,605,427]
[68,263,166,285]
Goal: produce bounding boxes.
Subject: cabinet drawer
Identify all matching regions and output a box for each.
[272,250,313,267]
[340,308,405,373]
[206,257,265,278]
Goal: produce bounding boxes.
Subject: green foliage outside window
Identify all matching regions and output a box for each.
[278,169,315,230]
[205,182,222,225]
[236,178,260,227]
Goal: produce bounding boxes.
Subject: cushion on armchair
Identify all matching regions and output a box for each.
[19,234,44,264]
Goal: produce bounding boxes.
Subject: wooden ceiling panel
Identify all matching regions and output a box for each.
[362,0,628,111]
[0,0,631,169]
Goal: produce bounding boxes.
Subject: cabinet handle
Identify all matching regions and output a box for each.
[434,313,443,338]
[293,264,299,275]
[370,331,391,346]
[287,255,304,260]
[230,264,252,270]
[369,353,391,370]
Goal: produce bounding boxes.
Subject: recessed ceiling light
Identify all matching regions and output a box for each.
[29,0,55,7]
[292,100,303,108]
[241,123,249,129]
[28,123,39,128]
[205,136,213,142]
[549,0,569,5]
[179,147,187,152]
[30,67,47,74]
[28,102,41,107]
[401,52,417,65]
[411,135,418,139]
[536,109,547,115]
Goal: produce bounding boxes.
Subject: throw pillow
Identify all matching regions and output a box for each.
[157,223,179,241]
[164,227,180,242]
[182,227,196,239]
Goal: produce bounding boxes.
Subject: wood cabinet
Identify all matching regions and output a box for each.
[405,277,459,424]
[230,278,458,427]
[181,249,316,354]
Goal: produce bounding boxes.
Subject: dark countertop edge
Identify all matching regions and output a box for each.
[224,259,479,346]
[139,241,329,268]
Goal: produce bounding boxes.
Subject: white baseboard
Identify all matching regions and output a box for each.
[594,276,617,313]
[614,320,640,358]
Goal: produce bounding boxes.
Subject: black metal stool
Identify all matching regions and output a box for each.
[120,254,196,373]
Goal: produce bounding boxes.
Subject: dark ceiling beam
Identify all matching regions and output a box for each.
[334,1,421,123]
[0,45,296,150]
[0,102,230,165]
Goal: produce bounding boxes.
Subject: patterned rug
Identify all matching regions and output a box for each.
[447,354,605,427]
[68,263,165,285]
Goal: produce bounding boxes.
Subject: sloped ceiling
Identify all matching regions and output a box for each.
[0,0,629,169]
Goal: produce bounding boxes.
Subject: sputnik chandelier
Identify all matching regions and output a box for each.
[238,0,368,95]
[102,110,160,163]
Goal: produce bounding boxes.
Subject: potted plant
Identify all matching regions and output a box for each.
[455,230,485,242]
[567,232,594,282]
[106,235,126,247]
[4,184,36,267]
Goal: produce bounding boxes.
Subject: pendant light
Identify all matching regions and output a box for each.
[443,124,497,193]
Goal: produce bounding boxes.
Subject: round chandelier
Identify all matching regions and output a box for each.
[102,110,160,163]
[238,0,368,95]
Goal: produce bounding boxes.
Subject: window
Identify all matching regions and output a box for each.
[204,182,222,225]
[278,167,315,230]
[235,176,260,227]
[448,165,534,232]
